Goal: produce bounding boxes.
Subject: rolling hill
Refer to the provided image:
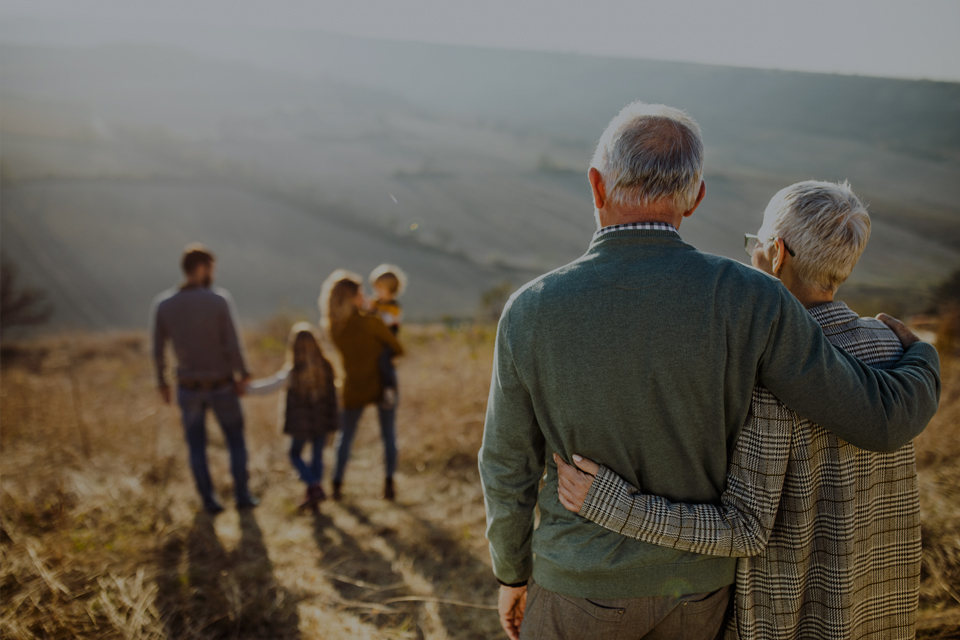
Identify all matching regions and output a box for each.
[2,22,959,330]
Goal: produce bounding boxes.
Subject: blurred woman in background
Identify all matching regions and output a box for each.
[320,269,405,501]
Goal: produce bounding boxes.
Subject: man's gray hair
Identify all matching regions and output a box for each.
[591,102,704,211]
[758,180,871,293]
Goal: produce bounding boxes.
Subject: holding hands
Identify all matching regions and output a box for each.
[233,375,251,397]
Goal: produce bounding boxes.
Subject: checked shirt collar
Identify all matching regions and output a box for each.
[593,222,680,241]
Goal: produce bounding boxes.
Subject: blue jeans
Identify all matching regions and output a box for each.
[177,385,252,509]
[289,436,327,486]
[333,406,397,483]
[378,346,398,393]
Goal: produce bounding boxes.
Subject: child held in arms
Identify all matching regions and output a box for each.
[248,323,338,512]
[367,264,406,409]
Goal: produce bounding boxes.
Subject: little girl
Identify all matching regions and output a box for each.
[249,322,338,511]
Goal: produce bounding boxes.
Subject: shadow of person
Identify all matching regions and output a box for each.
[311,511,416,630]
[155,511,233,638]
[342,503,500,640]
[155,510,300,639]
[234,510,301,638]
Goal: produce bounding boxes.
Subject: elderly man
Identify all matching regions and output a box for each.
[557,180,924,639]
[151,244,257,513]
[478,102,940,640]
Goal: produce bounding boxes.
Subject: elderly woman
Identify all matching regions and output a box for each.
[320,269,404,501]
[557,181,922,640]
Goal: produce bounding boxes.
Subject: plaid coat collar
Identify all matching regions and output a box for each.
[808,300,859,328]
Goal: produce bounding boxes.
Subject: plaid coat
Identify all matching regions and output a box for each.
[580,301,921,639]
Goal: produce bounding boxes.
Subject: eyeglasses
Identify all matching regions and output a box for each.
[744,234,795,258]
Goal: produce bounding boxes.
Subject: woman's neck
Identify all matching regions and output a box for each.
[780,270,835,309]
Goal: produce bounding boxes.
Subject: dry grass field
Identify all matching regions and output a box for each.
[1,321,959,639]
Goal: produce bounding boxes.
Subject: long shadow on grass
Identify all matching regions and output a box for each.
[311,510,421,633]
[155,511,300,639]
[341,503,500,640]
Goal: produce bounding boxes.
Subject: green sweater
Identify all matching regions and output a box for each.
[478,229,940,599]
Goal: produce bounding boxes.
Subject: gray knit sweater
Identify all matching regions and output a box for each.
[479,229,940,599]
[151,285,249,387]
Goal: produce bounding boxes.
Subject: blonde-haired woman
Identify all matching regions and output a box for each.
[248,323,338,511]
[320,269,404,501]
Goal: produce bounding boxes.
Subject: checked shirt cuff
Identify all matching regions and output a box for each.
[579,465,640,531]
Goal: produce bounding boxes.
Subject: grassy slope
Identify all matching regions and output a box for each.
[1,323,958,639]
[0,324,500,639]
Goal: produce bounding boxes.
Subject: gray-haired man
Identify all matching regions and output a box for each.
[478,102,940,640]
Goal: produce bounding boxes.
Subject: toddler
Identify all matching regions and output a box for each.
[368,264,406,408]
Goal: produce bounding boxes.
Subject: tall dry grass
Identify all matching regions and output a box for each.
[1,325,500,639]
[914,350,960,639]
[1,322,958,638]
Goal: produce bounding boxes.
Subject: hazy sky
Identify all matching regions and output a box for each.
[2,0,958,81]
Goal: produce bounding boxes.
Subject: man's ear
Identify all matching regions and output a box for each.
[682,180,707,218]
[588,167,606,210]
[772,238,786,275]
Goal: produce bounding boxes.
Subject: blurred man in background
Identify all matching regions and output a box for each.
[151,244,257,513]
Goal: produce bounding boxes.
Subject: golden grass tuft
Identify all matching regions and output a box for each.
[1,323,958,638]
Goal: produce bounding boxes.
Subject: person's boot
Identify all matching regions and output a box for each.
[204,499,226,515]
[332,480,342,501]
[298,483,325,512]
[383,477,395,501]
[236,495,259,510]
[298,485,317,511]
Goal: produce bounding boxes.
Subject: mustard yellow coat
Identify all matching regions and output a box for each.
[332,311,404,410]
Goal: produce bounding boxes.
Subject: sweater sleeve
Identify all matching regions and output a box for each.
[219,290,250,379]
[478,310,545,586]
[758,288,940,452]
[247,369,289,395]
[150,297,168,388]
[371,316,404,357]
[579,385,792,557]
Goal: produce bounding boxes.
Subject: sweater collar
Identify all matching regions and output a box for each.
[588,228,686,251]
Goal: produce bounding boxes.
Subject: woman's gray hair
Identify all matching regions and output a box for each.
[758,180,871,293]
[591,101,704,211]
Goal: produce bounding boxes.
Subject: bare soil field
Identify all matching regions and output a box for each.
[1,323,958,639]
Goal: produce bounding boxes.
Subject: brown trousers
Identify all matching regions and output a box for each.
[519,582,731,640]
